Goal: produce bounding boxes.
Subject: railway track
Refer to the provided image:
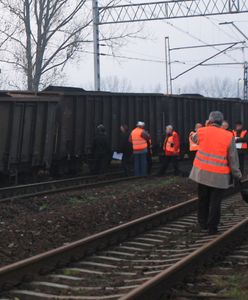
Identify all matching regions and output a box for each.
[171,234,248,299]
[0,183,248,299]
[0,160,190,204]
[0,172,141,203]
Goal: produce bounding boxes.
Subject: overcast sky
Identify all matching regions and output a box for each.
[65,2,248,94]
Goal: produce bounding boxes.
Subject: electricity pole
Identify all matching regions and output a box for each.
[92,0,248,91]
[164,37,172,94]
[219,21,248,100]
[92,0,100,91]
[244,62,248,100]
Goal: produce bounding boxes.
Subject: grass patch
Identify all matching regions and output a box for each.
[62,268,81,276]
[67,196,83,204]
[220,273,248,300]
[39,203,49,211]
[224,287,248,300]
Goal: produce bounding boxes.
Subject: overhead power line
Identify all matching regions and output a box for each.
[92,0,248,90]
[98,0,248,24]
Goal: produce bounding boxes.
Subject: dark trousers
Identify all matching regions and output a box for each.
[158,155,179,176]
[93,154,108,174]
[134,153,147,177]
[238,153,245,174]
[198,184,223,231]
[147,154,153,175]
[122,153,131,176]
[189,151,196,163]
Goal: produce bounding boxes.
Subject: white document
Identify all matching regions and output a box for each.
[236,143,242,149]
[112,152,123,160]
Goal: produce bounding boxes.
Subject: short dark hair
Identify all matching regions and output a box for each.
[236,121,243,125]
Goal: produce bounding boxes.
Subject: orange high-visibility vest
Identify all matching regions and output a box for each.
[193,126,232,174]
[232,130,248,149]
[189,131,198,151]
[130,127,148,152]
[163,131,180,155]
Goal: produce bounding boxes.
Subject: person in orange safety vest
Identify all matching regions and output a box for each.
[190,111,242,235]
[189,123,203,162]
[130,121,150,176]
[232,121,248,174]
[158,125,180,176]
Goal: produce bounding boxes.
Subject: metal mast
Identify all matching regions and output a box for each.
[92,0,248,90]
[98,0,247,24]
[92,0,101,91]
[244,62,248,100]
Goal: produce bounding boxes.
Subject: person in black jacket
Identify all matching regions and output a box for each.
[92,124,111,174]
[120,125,132,175]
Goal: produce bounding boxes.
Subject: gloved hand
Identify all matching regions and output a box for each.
[238,171,243,180]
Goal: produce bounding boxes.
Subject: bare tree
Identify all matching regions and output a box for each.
[86,76,164,93]
[100,76,132,92]
[0,0,142,91]
[181,77,238,98]
[141,83,163,93]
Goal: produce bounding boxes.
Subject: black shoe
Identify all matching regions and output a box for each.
[208,228,218,235]
[195,224,208,232]
[199,223,208,230]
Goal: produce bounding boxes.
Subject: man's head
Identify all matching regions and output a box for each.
[137,121,145,128]
[166,125,173,135]
[97,124,106,133]
[235,121,243,131]
[195,123,203,131]
[222,120,229,130]
[208,111,224,126]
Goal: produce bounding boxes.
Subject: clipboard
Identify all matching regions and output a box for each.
[112,152,123,160]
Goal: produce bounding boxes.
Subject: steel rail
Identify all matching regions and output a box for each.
[0,181,245,296]
[120,216,248,300]
[0,175,143,204]
[0,171,122,193]
[0,161,188,203]
[0,197,198,290]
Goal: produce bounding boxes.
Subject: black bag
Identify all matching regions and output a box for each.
[239,181,248,203]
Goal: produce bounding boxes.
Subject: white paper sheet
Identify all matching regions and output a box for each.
[236,143,242,149]
[112,152,123,160]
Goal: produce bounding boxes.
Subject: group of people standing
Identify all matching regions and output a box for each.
[91,118,248,179]
[92,114,247,235]
[91,121,180,177]
[189,119,248,174]
[129,113,247,235]
[129,121,181,177]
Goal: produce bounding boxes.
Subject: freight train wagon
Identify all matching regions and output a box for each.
[45,87,165,173]
[0,91,59,180]
[44,86,248,173]
[0,87,247,177]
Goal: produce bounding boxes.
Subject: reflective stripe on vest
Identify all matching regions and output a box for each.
[189,131,198,151]
[131,127,147,151]
[193,126,232,174]
[233,130,248,149]
[163,132,180,154]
